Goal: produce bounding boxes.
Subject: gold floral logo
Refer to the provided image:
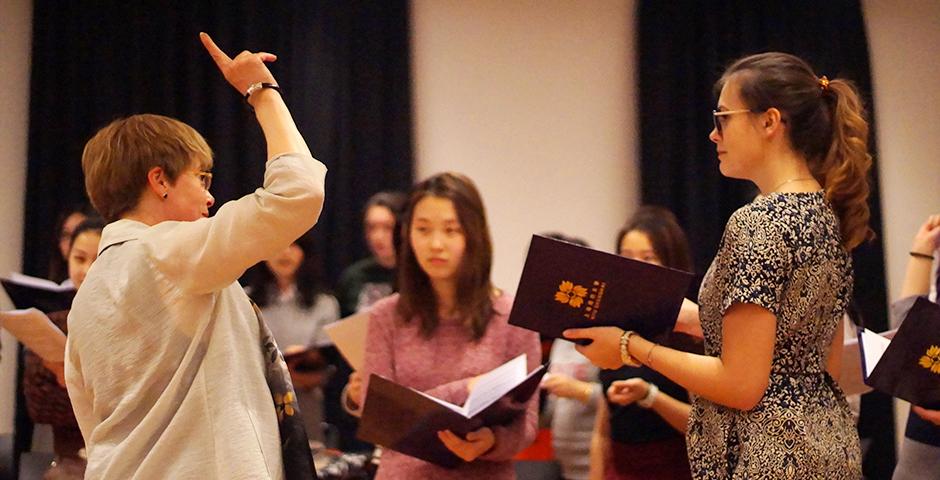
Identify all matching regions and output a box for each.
[555,281,588,308]
[919,345,940,374]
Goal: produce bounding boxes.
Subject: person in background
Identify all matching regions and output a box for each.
[568,52,871,478]
[47,206,90,285]
[245,237,340,443]
[64,33,326,479]
[345,172,540,479]
[4,217,105,479]
[589,206,697,480]
[329,190,407,451]
[335,191,407,317]
[892,214,940,480]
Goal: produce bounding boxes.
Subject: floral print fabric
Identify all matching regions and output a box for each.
[687,191,861,479]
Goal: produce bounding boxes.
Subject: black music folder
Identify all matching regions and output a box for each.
[356,354,546,468]
[508,235,693,339]
[1,273,75,313]
[859,297,940,405]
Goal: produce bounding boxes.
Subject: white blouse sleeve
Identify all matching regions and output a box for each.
[143,152,327,295]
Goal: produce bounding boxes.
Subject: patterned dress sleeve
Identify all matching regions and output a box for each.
[719,207,793,317]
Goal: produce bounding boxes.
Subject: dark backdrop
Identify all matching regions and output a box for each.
[637,1,893,477]
[17,0,414,467]
[24,0,414,282]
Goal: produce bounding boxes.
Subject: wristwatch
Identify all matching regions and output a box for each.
[244,82,281,100]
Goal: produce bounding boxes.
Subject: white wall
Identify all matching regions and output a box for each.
[410,0,638,293]
[0,0,33,435]
[863,0,940,449]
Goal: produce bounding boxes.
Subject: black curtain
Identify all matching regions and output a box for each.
[18,0,413,466]
[637,1,893,477]
[24,0,414,282]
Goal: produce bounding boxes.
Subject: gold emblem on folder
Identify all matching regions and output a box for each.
[919,345,940,374]
[555,281,588,308]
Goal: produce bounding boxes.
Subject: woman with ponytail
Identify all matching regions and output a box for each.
[566,52,869,479]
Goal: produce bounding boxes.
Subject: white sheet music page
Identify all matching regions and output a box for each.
[464,354,527,418]
[859,328,892,378]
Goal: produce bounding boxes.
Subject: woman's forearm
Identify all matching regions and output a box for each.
[628,304,776,411]
[649,390,691,433]
[251,90,312,159]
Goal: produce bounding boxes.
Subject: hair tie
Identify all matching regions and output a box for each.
[818,75,830,91]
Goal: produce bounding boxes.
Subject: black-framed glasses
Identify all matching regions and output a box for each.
[712,109,756,135]
[193,171,213,190]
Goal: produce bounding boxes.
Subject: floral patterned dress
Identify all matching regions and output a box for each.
[687,191,861,479]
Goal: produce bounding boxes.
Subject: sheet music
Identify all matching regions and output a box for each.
[323,310,369,370]
[6,272,73,292]
[1,309,67,362]
[859,328,892,378]
[464,354,527,418]
[841,328,897,395]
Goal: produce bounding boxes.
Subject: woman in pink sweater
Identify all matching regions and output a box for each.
[348,172,540,479]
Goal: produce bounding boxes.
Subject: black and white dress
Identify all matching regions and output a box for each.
[687,191,862,479]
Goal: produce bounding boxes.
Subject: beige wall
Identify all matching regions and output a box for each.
[410,0,638,293]
[0,0,33,435]
[862,0,940,449]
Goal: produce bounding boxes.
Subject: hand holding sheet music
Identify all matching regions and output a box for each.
[357,354,546,468]
[0,308,67,362]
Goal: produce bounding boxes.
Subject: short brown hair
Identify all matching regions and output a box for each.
[82,114,213,222]
[397,172,494,341]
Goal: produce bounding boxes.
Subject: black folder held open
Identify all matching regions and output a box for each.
[859,297,940,405]
[356,354,546,468]
[1,273,75,313]
[508,235,693,340]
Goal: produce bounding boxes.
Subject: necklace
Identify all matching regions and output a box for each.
[771,177,815,192]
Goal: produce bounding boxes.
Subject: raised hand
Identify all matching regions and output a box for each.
[911,214,940,255]
[437,427,495,462]
[199,32,277,96]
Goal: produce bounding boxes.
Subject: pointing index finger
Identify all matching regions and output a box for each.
[199,32,231,66]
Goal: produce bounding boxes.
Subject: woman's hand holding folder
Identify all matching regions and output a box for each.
[437,427,495,462]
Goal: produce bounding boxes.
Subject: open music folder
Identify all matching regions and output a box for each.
[1,272,75,313]
[357,354,546,468]
[858,297,940,405]
[508,235,693,339]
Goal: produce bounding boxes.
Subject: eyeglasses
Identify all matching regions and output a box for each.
[712,109,758,135]
[193,171,213,190]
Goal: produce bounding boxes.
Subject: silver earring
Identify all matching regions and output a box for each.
[163,192,168,199]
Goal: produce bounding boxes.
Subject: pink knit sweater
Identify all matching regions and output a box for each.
[362,293,540,480]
